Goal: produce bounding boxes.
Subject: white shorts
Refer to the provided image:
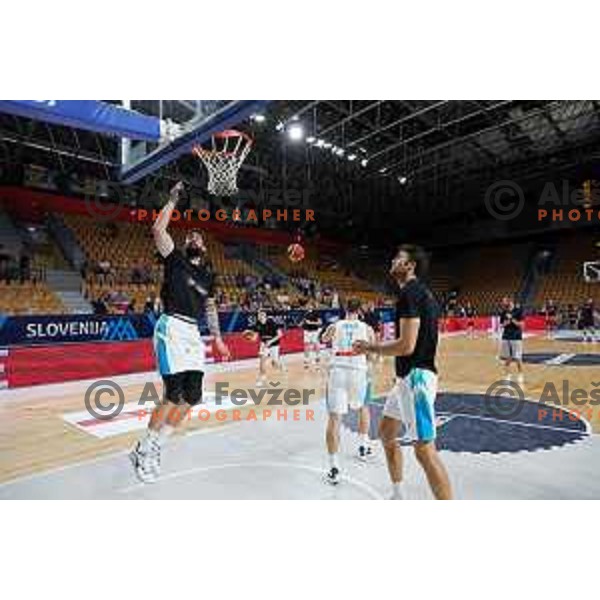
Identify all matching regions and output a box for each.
[260,343,280,361]
[326,367,368,414]
[303,330,320,347]
[153,314,205,376]
[500,339,523,360]
[383,369,438,442]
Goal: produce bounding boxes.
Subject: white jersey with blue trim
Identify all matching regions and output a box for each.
[330,318,370,370]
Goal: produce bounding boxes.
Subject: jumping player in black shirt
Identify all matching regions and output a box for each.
[130,182,230,483]
[354,244,452,500]
[243,309,284,386]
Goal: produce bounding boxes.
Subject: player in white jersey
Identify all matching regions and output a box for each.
[321,298,376,485]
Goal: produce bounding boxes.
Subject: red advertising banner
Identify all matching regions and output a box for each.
[4,328,306,388]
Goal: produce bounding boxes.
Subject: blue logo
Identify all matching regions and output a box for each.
[102,318,138,341]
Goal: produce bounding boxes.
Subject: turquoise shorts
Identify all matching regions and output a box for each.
[382,368,438,442]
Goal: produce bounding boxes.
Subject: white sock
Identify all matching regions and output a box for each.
[140,428,159,450]
[392,482,403,499]
[328,452,339,470]
[359,433,369,447]
[141,425,173,449]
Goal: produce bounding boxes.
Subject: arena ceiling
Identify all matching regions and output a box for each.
[1,100,600,245]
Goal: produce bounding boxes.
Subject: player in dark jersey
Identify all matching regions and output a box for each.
[578,298,597,342]
[354,244,452,500]
[543,299,558,339]
[243,309,284,386]
[567,304,578,330]
[130,182,230,483]
[498,298,524,383]
[301,303,322,369]
[464,302,477,338]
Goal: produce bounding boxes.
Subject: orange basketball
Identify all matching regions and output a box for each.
[287,243,305,263]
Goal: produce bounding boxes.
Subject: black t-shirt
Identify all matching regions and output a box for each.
[500,307,523,340]
[580,305,595,325]
[395,279,439,378]
[160,249,214,320]
[302,310,321,331]
[255,319,281,345]
[466,307,477,319]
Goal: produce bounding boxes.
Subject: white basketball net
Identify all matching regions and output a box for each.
[193,130,252,196]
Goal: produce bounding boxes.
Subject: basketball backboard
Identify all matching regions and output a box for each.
[119,100,268,184]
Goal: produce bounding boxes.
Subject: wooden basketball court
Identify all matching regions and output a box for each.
[1,332,599,498]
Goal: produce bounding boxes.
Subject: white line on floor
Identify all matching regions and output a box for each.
[118,460,385,500]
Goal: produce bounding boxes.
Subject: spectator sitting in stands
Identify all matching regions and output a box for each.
[19,249,31,283]
[96,257,112,284]
[92,295,108,315]
[0,256,19,283]
[131,261,143,284]
[331,291,340,309]
[144,296,153,313]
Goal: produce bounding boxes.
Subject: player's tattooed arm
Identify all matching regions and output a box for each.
[152,181,183,258]
[366,326,378,362]
[206,297,221,337]
[206,298,231,359]
[320,324,336,344]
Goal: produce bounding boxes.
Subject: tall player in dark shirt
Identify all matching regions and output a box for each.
[130,182,230,483]
[354,245,452,500]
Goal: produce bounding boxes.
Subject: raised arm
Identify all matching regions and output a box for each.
[153,181,184,258]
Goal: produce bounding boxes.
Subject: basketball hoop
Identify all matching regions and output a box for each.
[192,129,252,196]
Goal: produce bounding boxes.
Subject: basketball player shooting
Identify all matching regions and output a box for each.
[130,181,230,483]
[353,245,452,500]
